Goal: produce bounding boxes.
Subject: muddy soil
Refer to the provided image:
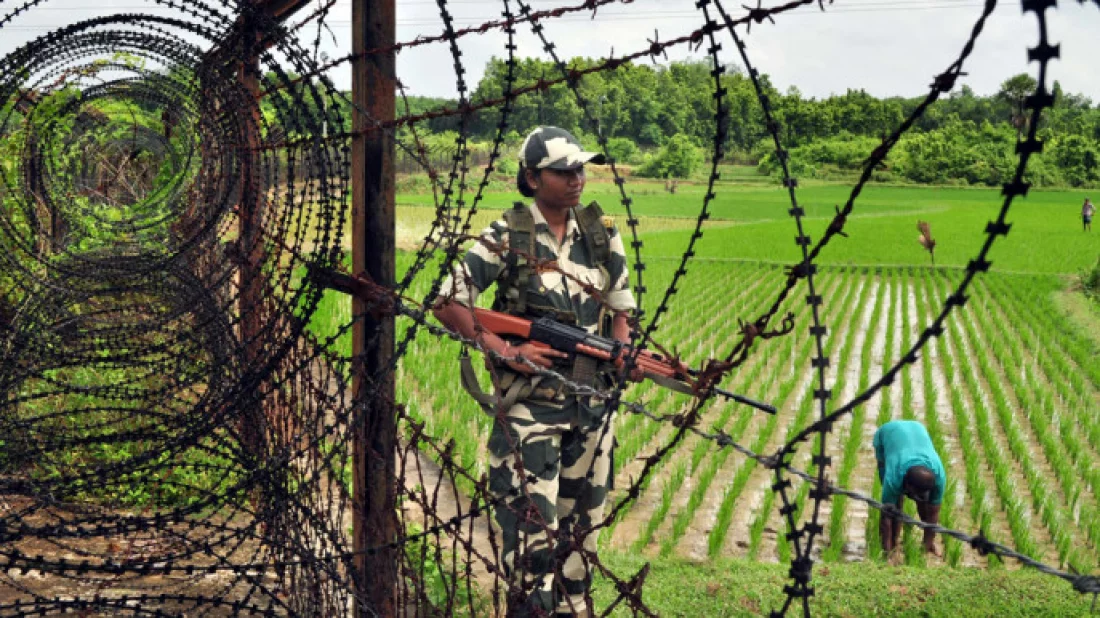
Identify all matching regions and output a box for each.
[0,495,276,616]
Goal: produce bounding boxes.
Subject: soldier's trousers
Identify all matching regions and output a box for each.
[488,395,613,616]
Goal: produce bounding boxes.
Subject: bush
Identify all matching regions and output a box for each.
[396,174,438,193]
[606,136,640,165]
[1049,134,1100,187]
[756,151,816,181]
[495,157,518,176]
[1080,255,1100,302]
[634,134,703,179]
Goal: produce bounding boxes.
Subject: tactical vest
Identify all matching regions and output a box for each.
[493,200,613,328]
[459,201,617,413]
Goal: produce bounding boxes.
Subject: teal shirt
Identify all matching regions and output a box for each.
[873,420,946,506]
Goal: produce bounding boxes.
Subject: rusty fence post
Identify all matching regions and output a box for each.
[351,0,398,615]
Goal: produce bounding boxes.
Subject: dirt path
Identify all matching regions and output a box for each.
[398,447,499,589]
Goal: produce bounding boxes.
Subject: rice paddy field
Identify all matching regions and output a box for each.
[314,176,1100,588]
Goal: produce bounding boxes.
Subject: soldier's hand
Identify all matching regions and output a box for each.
[623,365,645,382]
[612,356,645,382]
[506,342,568,375]
[669,357,691,380]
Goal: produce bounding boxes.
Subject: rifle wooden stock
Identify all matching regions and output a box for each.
[305,268,777,415]
[471,307,682,378]
[470,307,776,414]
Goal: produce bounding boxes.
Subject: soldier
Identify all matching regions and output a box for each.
[873,420,946,559]
[434,126,634,617]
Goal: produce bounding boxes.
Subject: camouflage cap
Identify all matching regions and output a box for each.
[518,126,606,170]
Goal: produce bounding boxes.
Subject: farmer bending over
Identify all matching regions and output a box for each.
[873,419,946,557]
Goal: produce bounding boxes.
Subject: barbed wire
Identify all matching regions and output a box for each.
[0,0,1096,616]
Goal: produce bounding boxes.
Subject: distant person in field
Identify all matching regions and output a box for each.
[1083,197,1095,232]
[873,420,946,558]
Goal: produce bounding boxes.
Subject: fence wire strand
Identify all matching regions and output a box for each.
[0,0,1096,616]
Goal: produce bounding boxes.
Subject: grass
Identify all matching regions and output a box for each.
[1054,287,1100,351]
[592,552,1094,617]
[393,179,1099,274]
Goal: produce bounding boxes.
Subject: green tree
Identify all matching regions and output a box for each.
[1048,134,1100,187]
[997,73,1038,139]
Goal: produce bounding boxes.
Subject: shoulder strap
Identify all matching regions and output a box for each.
[459,352,535,414]
[497,202,536,315]
[576,201,611,268]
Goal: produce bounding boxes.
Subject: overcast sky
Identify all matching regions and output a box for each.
[2,0,1098,103]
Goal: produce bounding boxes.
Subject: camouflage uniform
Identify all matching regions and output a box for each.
[439,200,635,615]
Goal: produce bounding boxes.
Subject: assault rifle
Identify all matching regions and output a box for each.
[469,308,776,415]
[308,266,776,415]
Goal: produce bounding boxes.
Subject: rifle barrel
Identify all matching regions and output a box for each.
[712,387,777,415]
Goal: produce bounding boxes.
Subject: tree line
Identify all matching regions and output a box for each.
[391,58,1100,188]
[5,58,1096,188]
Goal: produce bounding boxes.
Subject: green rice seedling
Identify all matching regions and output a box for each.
[659,356,771,555]
[942,478,964,566]
[966,277,1094,563]
[899,273,916,422]
[657,272,802,556]
[613,383,664,470]
[633,459,689,553]
[966,306,1053,561]
[947,293,1037,561]
[983,276,1100,490]
[825,271,887,561]
[778,270,869,564]
[659,403,753,558]
[913,269,963,566]
[708,273,843,558]
[602,260,783,519]
[707,330,801,554]
[604,263,780,543]
[867,269,901,560]
[738,269,859,561]
[900,496,924,567]
[927,271,995,546]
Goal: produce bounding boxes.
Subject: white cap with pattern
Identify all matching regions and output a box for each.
[518,126,606,170]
